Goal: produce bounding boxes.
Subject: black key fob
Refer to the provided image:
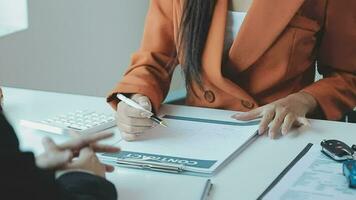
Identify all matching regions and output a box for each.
[321,139,354,161]
[352,145,356,152]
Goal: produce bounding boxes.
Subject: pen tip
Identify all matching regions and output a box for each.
[160,121,168,127]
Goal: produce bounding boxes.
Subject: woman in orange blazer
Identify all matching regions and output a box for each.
[108,0,356,140]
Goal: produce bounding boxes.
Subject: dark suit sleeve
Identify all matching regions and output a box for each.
[0,112,59,200]
[0,113,117,200]
[57,172,118,200]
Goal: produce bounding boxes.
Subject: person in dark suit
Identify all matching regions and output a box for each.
[0,110,119,200]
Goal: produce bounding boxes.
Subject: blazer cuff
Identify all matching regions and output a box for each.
[301,86,342,120]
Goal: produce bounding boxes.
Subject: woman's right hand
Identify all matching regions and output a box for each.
[116,94,154,141]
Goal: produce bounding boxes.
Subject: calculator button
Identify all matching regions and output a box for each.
[68,125,83,131]
[22,110,117,135]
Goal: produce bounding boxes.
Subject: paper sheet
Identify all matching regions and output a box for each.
[263,145,356,200]
[108,169,209,200]
[103,115,259,174]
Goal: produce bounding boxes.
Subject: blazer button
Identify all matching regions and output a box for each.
[204,90,215,103]
[241,100,254,109]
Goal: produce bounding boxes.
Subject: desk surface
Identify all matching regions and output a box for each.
[2,87,356,200]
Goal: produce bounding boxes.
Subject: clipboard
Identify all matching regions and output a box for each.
[100,114,260,176]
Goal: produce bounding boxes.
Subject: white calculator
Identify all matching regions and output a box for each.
[20,110,116,135]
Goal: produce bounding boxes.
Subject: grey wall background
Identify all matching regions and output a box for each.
[0,0,185,98]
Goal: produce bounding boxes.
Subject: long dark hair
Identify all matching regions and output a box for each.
[177,0,216,88]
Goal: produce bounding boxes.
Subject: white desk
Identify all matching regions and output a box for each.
[2,87,356,200]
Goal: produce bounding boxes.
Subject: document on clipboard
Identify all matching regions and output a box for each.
[100,114,259,176]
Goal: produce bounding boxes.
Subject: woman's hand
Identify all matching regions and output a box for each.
[36,132,120,169]
[232,92,318,139]
[116,94,154,141]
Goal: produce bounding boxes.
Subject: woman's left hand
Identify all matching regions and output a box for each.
[232,92,318,139]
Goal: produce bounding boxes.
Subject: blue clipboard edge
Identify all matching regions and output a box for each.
[101,115,261,177]
[163,115,260,126]
[257,143,314,200]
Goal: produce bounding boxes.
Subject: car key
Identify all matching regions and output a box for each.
[321,139,354,161]
[352,145,356,152]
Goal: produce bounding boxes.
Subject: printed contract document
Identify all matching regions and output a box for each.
[101,114,259,175]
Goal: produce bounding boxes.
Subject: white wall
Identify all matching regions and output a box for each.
[0,0,185,98]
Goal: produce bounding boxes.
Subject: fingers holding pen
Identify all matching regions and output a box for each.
[124,94,152,118]
[116,94,155,141]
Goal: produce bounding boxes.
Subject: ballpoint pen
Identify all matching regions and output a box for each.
[99,155,184,173]
[116,94,167,127]
[200,179,213,200]
[115,158,184,173]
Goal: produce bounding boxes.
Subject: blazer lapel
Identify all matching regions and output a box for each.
[229,0,306,72]
[201,0,255,102]
[201,0,227,78]
[200,0,306,102]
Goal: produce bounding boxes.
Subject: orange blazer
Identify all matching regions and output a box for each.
[108,0,356,120]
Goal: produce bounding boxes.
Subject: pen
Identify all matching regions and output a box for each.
[200,179,213,200]
[115,158,184,174]
[116,94,167,127]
